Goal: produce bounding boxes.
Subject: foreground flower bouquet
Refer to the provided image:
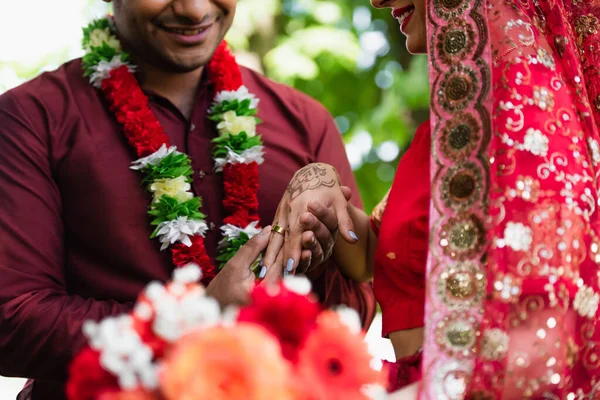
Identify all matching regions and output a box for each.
[66,265,385,400]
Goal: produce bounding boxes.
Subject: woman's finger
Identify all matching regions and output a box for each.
[334,201,358,244]
[262,249,284,285]
[282,213,304,276]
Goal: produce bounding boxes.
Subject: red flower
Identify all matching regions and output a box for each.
[295,312,383,400]
[237,284,319,363]
[222,163,259,215]
[223,208,260,228]
[66,347,119,400]
[209,42,243,92]
[101,67,169,157]
[170,235,216,285]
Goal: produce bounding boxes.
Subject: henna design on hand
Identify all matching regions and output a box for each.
[286,163,337,201]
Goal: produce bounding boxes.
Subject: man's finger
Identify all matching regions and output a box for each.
[300,231,324,269]
[297,249,313,273]
[340,185,353,201]
[230,226,272,269]
[299,215,332,260]
[306,201,338,232]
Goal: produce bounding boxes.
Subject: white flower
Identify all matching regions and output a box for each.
[573,285,600,318]
[218,221,261,247]
[155,217,208,250]
[503,221,533,252]
[152,287,221,342]
[173,264,203,284]
[213,86,259,109]
[82,316,158,390]
[335,306,362,335]
[588,138,600,166]
[523,128,549,157]
[130,144,182,170]
[89,55,135,88]
[216,110,257,137]
[149,176,193,203]
[87,28,122,51]
[213,146,265,172]
[283,275,312,295]
[494,274,522,301]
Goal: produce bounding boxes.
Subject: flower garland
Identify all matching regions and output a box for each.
[82,18,264,283]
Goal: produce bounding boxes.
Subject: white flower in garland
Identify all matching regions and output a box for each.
[87,28,122,52]
[502,221,533,252]
[216,110,257,137]
[130,144,182,170]
[89,55,135,89]
[149,176,193,203]
[213,85,259,109]
[219,221,261,247]
[214,146,265,172]
[523,128,549,157]
[573,284,600,318]
[82,315,158,390]
[156,216,208,250]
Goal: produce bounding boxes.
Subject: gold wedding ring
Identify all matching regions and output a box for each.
[272,225,286,236]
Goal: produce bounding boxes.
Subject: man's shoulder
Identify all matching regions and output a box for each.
[1,59,87,110]
[240,66,330,119]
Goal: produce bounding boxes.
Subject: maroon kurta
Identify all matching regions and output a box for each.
[0,59,375,399]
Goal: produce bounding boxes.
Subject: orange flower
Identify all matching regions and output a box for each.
[97,389,161,400]
[161,324,297,400]
[296,311,384,400]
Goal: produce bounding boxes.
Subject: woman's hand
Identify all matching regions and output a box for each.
[262,163,358,279]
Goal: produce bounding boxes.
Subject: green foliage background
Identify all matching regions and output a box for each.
[0,0,430,213]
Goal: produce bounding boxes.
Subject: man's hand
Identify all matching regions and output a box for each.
[206,226,272,306]
[262,163,357,278]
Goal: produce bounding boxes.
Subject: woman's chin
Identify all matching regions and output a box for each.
[405,36,427,55]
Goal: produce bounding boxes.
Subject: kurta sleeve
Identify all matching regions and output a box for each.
[0,92,133,381]
[307,105,376,329]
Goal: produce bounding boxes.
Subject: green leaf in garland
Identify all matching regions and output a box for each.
[82,18,112,48]
[216,232,250,268]
[82,43,124,76]
[141,152,194,186]
[212,132,263,159]
[209,99,257,119]
[148,196,206,237]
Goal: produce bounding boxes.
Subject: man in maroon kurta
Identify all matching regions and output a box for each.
[0,3,375,399]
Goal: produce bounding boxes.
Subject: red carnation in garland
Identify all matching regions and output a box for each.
[209,42,243,92]
[66,347,120,400]
[223,208,260,228]
[171,235,216,285]
[237,284,320,363]
[222,163,259,214]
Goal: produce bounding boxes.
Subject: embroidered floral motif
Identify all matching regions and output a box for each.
[501,222,533,252]
[522,128,549,157]
[573,285,600,318]
[588,137,600,166]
